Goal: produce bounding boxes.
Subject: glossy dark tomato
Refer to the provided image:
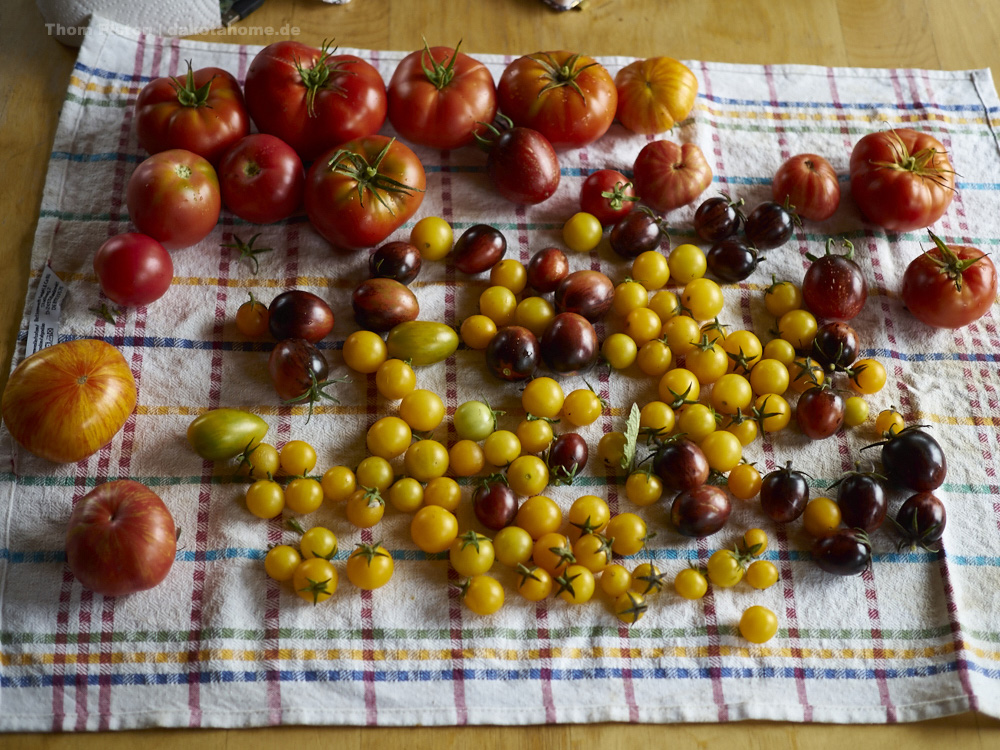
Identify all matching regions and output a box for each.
[802,239,869,322]
[539,313,598,375]
[813,528,871,576]
[694,193,744,242]
[554,270,614,322]
[526,246,570,293]
[671,484,731,538]
[485,325,540,381]
[473,479,519,530]
[760,461,809,523]
[609,209,665,259]
[872,427,947,492]
[369,240,422,284]
[707,238,762,283]
[453,224,507,275]
[485,125,561,205]
[811,321,860,372]
[351,277,419,332]
[895,492,946,551]
[652,438,709,493]
[547,432,589,485]
[268,338,329,401]
[835,470,887,533]
[745,200,798,250]
[268,290,334,342]
[796,386,845,440]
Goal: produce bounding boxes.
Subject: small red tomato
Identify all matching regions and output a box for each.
[93,233,173,306]
[580,169,639,226]
[772,153,840,222]
[218,134,304,224]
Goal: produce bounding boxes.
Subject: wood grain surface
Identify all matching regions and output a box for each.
[2,0,1000,745]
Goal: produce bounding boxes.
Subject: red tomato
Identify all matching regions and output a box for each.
[614,57,698,135]
[244,42,387,162]
[93,233,173,306]
[218,134,304,224]
[387,43,497,150]
[305,135,426,251]
[580,169,638,226]
[65,480,176,597]
[497,50,617,149]
[901,231,998,328]
[633,140,713,212]
[126,149,221,250]
[772,153,840,221]
[849,128,956,232]
[1,339,137,463]
[134,62,249,165]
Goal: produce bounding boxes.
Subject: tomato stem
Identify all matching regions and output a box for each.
[170,60,215,108]
[926,230,987,292]
[419,38,462,90]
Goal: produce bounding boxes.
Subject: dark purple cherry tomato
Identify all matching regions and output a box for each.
[368,240,422,284]
[268,290,334,343]
[894,492,946,551]
[706,238,762,283]
[352,277,419,332]
[485,125,560,205]
[473,479,519,530]
[796,385,845,440]
[802,239,869,322]
[526,246,569,294]
[870,426,947,492]
[453,224,507,275]
[835,469,887,533]
[652,438,709,493]
[580,169,639,226]
[745,200,798,250]
[813,528,871,576]
[547,432,589,485]
[694,193,744,242]
[539,313,598,375]
[760,461,810,523]
[609,208,665,259]
[671,484,731,538]
[485,325,539,381]
[811,321,860,372]
[554,270,614,322]
[268,338,328,401]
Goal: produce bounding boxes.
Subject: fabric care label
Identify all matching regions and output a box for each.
[25,265,68,357]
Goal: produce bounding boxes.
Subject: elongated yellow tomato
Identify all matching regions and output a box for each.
[2,339,137,463]
[385,321,459,366]
[614,57,698,135]
[186,408,269,461]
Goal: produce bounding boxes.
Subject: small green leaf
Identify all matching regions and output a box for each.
[620,402,641,472]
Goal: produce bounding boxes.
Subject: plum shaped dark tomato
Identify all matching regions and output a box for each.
[802,238,869,322]
[369,240,422,284]
[268,290,334,342]
[893,492,946,551]
[706,238,762,283]
[652,437,709,493]
[485,325,539,381]
[866,426,947,492]
[813,528,871,576]
[554,270,614,322]
[539,313,598,375]
[453,224,507,275]
[694,192,745,242]
[833,467,887,533]
[351,277,419,332]
[671,484,731,538]
[268,338,341,420]
[811,321,860,373]
[547,432,589,485]
[760,461,809,523]
[796,384,845,440]
[526,246,569,293]
[473,477,519,530]
[609,207,665,259]
[745,199,799,250]
[478,116,560,205]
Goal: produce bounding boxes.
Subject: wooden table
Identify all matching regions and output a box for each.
[2,0,999,745]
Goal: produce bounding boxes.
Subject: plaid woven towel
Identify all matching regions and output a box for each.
[2,17,999,731]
